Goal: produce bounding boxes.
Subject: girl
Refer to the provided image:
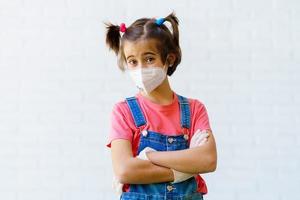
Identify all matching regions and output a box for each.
[105,12,217,200]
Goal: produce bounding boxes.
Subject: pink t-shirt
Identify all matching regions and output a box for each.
[106,91,212,194]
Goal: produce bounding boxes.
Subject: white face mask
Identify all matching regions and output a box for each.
[127,64,168,94]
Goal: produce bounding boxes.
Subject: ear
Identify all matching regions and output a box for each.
[166,53,176,67]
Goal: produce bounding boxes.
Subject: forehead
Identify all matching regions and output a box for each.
[123,38,159,57]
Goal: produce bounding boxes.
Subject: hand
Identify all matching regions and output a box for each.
[111,147,156,195]
[112,174,123,196]
[171,169,195,184]
[189,129,209,148]
[170,129,210,183]
[137,147,156,160]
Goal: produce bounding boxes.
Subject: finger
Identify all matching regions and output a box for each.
[192,129,208,139]
[198,137,208,145]
[190,132,204,147]
[196,133,208,142]
[194,129,201,134]
[195,132,209,142]
[190,131,202,142]
[195,134,208,145]
[189,137,197,147]
[196,139,207,146]
[191,129,201,138]
[189,140,195,147]
[190,129,207,147]
[144,147,156,152]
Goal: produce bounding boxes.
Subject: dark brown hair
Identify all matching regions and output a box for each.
[105,12,181,76]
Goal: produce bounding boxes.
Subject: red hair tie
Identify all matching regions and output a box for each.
[120,23,126,33]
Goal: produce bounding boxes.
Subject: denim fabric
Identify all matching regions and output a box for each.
[121,94,203,200]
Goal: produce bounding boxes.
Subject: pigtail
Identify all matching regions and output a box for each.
[104,22,121,55]
[164,12,180,47]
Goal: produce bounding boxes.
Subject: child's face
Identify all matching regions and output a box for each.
[123,38,166,70]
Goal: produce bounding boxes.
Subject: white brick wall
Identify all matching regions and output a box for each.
[0,0,299,199]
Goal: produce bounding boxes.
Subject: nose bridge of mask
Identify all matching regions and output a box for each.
[126,65,166,72]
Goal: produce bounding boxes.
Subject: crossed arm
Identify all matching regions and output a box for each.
[111,129,217,184]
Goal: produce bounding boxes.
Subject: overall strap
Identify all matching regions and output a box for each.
[125,96,147,128]
[177,94,191,129]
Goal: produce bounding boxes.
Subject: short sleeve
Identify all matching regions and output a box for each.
[190,99,212,135]
[106,103,134,148]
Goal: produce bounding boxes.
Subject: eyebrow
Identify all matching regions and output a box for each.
[126,52,156,60]
[143,52,156,56]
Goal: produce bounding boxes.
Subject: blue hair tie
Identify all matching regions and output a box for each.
[155,18,165,26]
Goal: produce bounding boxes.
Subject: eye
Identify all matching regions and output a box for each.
[145,57,155,63]
[127,59,137,66]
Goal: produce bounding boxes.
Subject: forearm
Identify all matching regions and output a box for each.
[118,157,174,184]
[147,146,216,174]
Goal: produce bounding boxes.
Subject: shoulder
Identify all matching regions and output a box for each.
[187,97,205,106]
[181,96,209,119]
[175,93,208,115]
[111,95,138,118]
[186,96,207,111]
[185,96,212,132]
[111,99,129,116]
[112,99,127,110]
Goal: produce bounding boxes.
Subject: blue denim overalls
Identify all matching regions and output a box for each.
[120,93,204,200]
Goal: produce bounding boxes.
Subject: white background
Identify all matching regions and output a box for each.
[0,0,299,199]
